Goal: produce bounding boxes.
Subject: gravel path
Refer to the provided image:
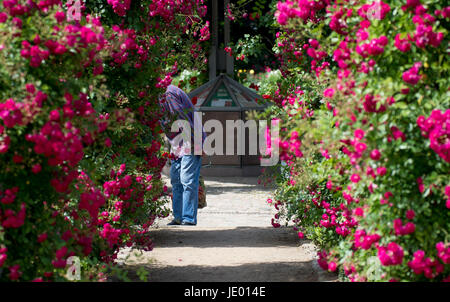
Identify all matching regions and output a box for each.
[117,176,337,282]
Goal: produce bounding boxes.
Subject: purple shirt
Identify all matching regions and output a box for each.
[159,85,205,155]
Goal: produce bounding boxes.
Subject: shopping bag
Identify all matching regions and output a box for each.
[198,175,207,208]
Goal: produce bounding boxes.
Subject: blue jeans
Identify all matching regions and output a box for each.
[170,155,202,224]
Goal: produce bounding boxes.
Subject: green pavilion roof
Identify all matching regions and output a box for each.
[188,74,267,112]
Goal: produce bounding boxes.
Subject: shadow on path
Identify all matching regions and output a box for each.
[149,226,302,248]
[124,261,322,282]
[119,226,338,282]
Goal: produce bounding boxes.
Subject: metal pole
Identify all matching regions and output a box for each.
[209,0,218,81]
[224,0,234,77]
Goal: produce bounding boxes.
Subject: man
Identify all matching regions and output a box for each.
[159,84,205,226]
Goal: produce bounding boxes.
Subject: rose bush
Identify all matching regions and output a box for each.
[261,0,449,281]
[0,0,208,281]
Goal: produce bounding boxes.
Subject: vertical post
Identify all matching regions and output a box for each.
[209,0,218,81]
[239,109,243,169]
[224,0,234,77]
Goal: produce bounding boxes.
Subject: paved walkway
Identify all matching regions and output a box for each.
[117,176,336,282]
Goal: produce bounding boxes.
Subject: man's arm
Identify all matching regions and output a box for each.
[159,93,179,140]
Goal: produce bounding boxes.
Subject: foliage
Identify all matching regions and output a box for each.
[262,0,450,281]
[0,0,208,281]
[171,69,208,94]
[226,0,280,73]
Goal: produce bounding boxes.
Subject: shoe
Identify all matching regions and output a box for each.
[167,219,181,226]
[181,221,196,226]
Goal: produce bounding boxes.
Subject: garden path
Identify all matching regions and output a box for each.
[117,176,337,282]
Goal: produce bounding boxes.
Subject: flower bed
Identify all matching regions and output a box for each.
[262,0,449,281]
[0,0,208,281]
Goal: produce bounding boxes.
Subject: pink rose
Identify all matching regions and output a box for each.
[0,12,8,23]
[376,166,387,176]
[350,173,361,183]
[324,88,335,98]
[406,210,415,220]
[32,164,42,174]
[370,149,381,160]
